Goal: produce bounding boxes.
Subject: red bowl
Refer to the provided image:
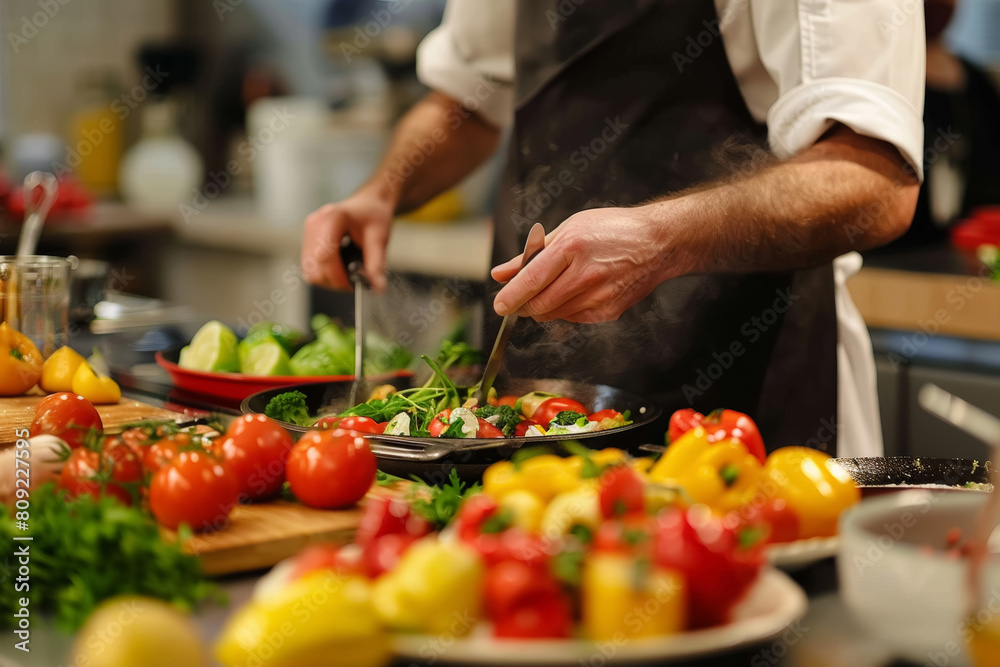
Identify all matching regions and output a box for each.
[155,350,413,401]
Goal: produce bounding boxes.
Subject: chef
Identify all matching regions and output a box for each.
[302,0,924,457]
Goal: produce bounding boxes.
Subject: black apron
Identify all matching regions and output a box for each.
[490,0,839,452]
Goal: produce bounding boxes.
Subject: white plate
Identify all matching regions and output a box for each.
[765,536,839,570]
[391,567,807,665]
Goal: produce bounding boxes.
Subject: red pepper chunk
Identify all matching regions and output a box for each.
[484,560,573,639]
[653,507,763,629]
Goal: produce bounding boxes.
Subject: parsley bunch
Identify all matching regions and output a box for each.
[0,484,221,631]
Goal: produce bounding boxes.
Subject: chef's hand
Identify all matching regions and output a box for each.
[301,189,393,292]
[491,207,685,323]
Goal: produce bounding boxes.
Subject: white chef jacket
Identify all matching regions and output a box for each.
[416,0,927,457]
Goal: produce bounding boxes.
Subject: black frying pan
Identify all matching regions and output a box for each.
[243,378,662,483]
[831,456,992,496]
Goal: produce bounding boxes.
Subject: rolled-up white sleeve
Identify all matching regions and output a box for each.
[726,0,926,179]
[416,0,516,127]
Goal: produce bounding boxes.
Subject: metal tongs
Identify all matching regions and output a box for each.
[473,223,546,405]
[341,237,369,406]
[918,383,1000,618]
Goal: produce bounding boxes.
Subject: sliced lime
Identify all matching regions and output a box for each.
[180,321,239,373]
[240,339,291,376]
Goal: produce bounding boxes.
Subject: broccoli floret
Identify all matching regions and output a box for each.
[474,404,520,436]
[551,410,588,427]
[264,390,313,426]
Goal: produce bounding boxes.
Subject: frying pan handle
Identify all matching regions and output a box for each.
[367,440,451,462]
[366,435,520,462]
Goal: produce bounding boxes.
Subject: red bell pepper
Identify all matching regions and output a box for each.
[652,507,763,628]
[484,560,573,639]
[667,408,766,464]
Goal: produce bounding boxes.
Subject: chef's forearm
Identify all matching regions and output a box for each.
[360,91,501,214]
[650,124,920,274]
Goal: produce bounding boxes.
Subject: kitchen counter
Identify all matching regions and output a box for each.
[850,245,1000,343]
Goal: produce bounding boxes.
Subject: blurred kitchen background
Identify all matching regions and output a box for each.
[1,0,1000,459]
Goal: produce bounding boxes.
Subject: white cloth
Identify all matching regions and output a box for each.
[416,0,927,456]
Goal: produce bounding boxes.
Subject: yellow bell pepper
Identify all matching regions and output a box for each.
[583,553,686,640]
[372,538,483,635]
[0,322,43,396]
[214,570,389,667]
[759,446,860,538]
[648,426,713,482]
[539,485,601,540]
[72,360,121,404]
[40,345,85,393]
[676,440,762,513]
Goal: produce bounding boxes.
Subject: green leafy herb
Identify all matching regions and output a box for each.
[0,484,222,631]
[551,410,587,426]
[474,404,520,436]
[408,469,481,529]
[376,470,407,487]
[10,348,23,360]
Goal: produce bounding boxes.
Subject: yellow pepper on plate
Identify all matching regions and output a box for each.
[582,553,686,640]
[0,322,43,396]
[40,345,85,393]
[497,489,545,533]
[372,538,484,635]
[483,455,581,503]
[539,485,602,539]
[214,570,389,667]
[674,440,763,513]
[72,359,121,404]
[757,446,860,538]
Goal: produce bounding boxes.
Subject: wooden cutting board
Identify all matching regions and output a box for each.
[0,395,186,447]
[0,395,385,575]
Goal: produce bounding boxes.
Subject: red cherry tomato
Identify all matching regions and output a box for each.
[338,416,385,434]
[217,414,294,501]
[598,465,645,519]
[285,429,377,509]
[60,443,143,505]
[30,392,103,449]
[141,433,192,474]
[532,397,588,428]
[497,395,519,408]
[514,419,541,437]
[312,415,384,433]
[476,418,504,438]
[428,409,452,438]
[589,409,624,423]
[148,450,239,531]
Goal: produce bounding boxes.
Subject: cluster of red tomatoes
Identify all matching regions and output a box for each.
[29,393,378,532]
